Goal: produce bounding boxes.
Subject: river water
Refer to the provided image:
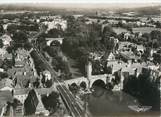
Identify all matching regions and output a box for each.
[87,87,160,117]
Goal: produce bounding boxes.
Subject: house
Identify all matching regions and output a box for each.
[14,60,24,68]
[0,104,6,117]
[119,51,138,63]
[3,51,12,60]
[136,45,145,53]
[0,68,4,72]
[0,78,13,92]
[0,48,6,58]
[41,70,52,88]
[42,19,67,31]
[24,89,49,116]
[0,49,12,60]
[89,52,103,60]
[73,15,84,19]
[14,51,28,68]
[24,89,39,115]
[15,49,29,61]
[113,27,128,35]
[0,90,13,117]
[124,32,131,40]
[0,34,12,48]
[106,52,115,61]
[108,19,119,25]
[134,32,142,38]
[14,88,30,104]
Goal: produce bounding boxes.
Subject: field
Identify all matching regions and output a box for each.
[132,27,161,34]
[113,27,128,34]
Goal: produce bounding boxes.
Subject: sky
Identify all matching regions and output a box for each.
[0,0,160,4]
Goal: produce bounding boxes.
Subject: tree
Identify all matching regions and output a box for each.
[150,30,161,48]
[7,24,18,34]
[12,31,28,43]
[0,24,4,35]
[66,16,77,36]
[0,39,3,48]
[150,30,161,40]
[33,78,40,88]
[0,72,8,79]
[62,36,79,57]
[12,31,29,49]
[47,28,63,38]
[37,33,47,52]
[44,79,52,88]
[153,53,161,64]
[51,58,60,71]
[45,46,59,57]
[2,59,13,71]
[42,91,60,114]
[155,21,161,28]
[92,60,104,75]
[102,25,116,37]
[142,33,151,40]
[137,74,160,110]
[50,40,61,47]
[102,25,116,51]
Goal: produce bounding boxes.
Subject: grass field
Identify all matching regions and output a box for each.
[113,27,128,34]
[132,27,161,34]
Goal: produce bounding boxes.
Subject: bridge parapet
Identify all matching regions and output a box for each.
[64,77,89,88]
[64,74,109,88]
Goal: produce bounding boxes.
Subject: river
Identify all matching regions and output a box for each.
[86,87,160,117]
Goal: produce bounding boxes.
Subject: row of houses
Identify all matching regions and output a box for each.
[0,87,53,117]
[42,16,67,31]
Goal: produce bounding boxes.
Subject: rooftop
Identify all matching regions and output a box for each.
[0,90,13,111]
[107,60,147,75]
[120,51,138,60]
[0,78,13,90]
[35,88,54,95]
[14,88,30,95]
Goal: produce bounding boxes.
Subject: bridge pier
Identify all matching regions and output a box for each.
[64,74,109,89]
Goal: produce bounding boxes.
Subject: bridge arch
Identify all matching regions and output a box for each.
[91,79,106,88]
[80,81,87,89]
[64,77,89,89]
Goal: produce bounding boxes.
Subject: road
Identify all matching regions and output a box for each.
[31,42,85,117]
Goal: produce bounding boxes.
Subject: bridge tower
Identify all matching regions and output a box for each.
[85,61,92,88]
[86,61,92,79]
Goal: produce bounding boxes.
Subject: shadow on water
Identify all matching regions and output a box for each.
[87,86,160,117]
[91,86,105,98]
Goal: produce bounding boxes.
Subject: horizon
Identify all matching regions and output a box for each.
[0,0,161,4]
[0,0,160,9]
[0,3,160,10]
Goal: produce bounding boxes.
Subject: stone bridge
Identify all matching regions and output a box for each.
[64,74,114,88]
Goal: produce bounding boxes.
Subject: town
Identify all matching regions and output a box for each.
[0,3,161,117]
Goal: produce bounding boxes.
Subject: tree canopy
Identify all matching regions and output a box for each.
[0,39,3,48]
[42,91,60,114]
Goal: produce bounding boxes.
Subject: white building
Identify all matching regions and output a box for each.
[42,70,51,81]
[0,34,12,48]
[14,88,30,104]
[0,79,14,92]
[42,18,67,31]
